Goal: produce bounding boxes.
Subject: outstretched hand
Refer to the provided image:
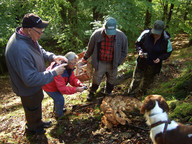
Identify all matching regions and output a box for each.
[53,63,68,75]
[54,55,68,64]
[81,58,87,64]
[76,87,85,92]
[153,58,160,63]
[139,50,144,58]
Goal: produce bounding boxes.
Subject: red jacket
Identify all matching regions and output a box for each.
[42,62,83,94]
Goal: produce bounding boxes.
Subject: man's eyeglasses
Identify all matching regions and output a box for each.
[32,28,44,35]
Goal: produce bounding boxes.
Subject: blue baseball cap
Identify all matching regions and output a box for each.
[104,17,116,35]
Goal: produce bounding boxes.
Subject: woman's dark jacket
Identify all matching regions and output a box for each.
[135,29,172,74]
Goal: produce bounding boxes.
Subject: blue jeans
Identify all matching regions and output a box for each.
[45,91,65,117]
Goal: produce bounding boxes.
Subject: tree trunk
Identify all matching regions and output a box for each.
[144,0,152,29]
[59,4,68,26]
[162,0,168,21]
[68,0,77,25]
[93,7,103,21]
[166,3,174,28]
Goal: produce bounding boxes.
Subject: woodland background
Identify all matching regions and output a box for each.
[0,0,192,144]
[0,0,192,74]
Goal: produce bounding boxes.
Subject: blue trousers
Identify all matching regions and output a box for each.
[46,91,65,117]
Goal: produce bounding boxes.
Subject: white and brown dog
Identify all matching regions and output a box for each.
[141,95,192,144]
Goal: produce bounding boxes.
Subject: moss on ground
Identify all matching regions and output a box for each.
[169,102,192,123]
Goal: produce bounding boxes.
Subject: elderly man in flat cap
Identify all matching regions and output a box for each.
[5,13,68,135]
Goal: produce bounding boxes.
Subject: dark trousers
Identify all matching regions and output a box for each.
[128,63,158,96]
[20,90,44,130]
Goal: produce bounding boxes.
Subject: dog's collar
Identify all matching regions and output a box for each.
[150,119,171,129]
[150,121,167,129]
[150,120,171,144]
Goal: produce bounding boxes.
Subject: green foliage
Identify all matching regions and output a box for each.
[151,68,192,100]
[56,125,65,135]
[174,47,192,74]
[163,72,191,99]
[1,0,192,56]
[34,0,92,54]
[0,0,34,53]
[169,102,192,123]
[118,59,136,77]
[165,0,192,37]
[149,45,192,100]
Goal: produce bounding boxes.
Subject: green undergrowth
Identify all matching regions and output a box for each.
[151,72,192,100]
[0,46,192,143]
[147,46,192,123]
[149,46,192,101]
[169,102,192,123]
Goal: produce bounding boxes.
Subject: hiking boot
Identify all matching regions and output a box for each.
[42,121,52,128]
[87,92,94,101]
[104,90,112,96]
[25,126,46,135]
[105,83,114,96]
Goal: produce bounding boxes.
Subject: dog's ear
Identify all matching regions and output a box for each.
[159,97,169,112]
[140,98,156,114]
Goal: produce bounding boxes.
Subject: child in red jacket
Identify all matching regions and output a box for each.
[43,52,86,118]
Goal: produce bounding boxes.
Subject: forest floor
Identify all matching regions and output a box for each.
[0,33,191,144]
